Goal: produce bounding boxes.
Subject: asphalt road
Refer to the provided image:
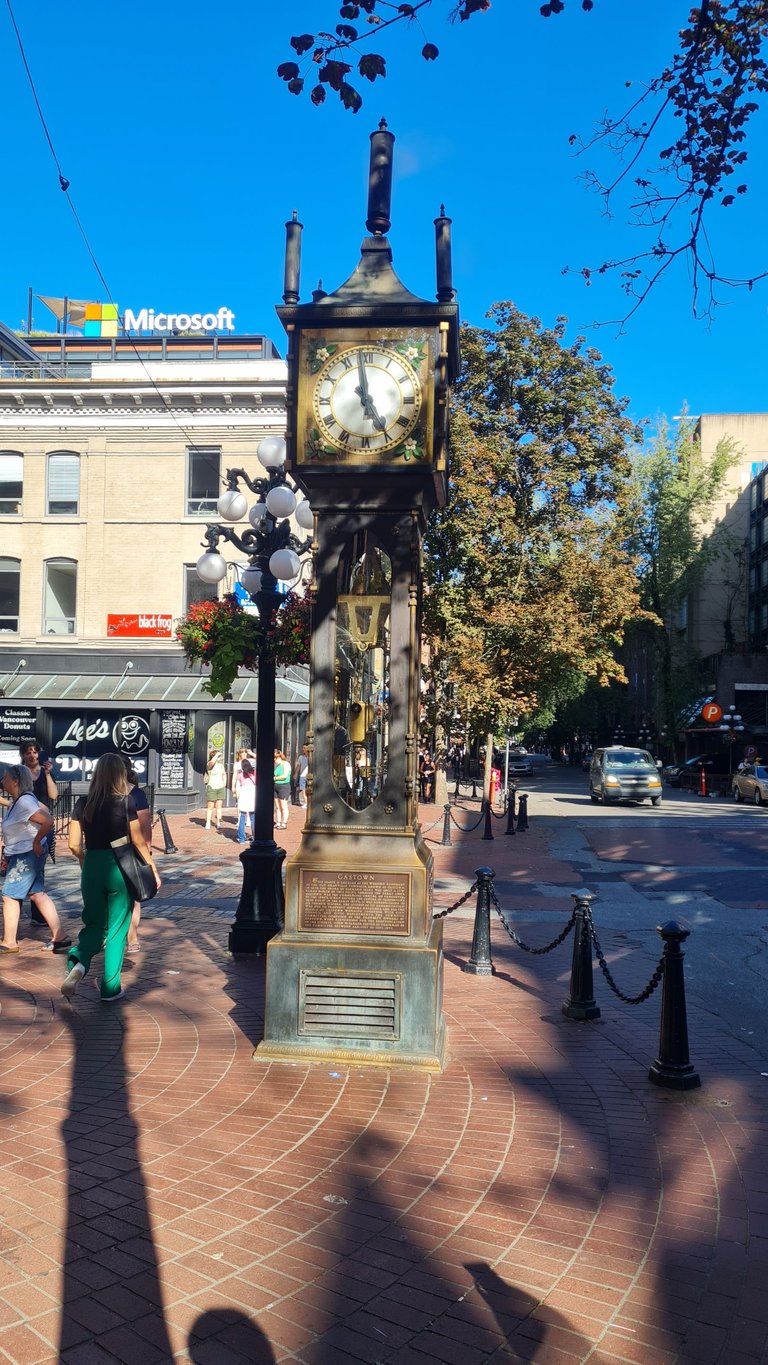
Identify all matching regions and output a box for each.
[506,761,768,1063]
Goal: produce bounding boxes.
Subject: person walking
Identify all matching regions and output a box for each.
[122,759,152,954]
[0,764,69,954]
[62,753,160,1002]
[204,749,227,830]
[19,740,58,925]
[294,744,309,808]
[274,749,292,830]
[235,758,256,843]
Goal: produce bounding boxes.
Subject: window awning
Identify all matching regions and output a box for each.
[0,666,309,709]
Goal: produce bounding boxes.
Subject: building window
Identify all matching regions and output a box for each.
[43,558,77,634]
[762,560,768,589]
[186,446,220,516]
[0,558,20,631]
[752,481,759,510]
[47,451,80,515]
[0,452,23,516]
[762,602,768,632]
[183,564,218,612]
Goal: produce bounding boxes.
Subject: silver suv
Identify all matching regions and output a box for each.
[589,746,663,806]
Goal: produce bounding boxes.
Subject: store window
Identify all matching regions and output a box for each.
[43,558,77,634]
[0,452,23,516]
[0,558,20,631]
[50,710,151,782]
[184,564,218,611]
[47,451,80,515]
[186,446,221,516]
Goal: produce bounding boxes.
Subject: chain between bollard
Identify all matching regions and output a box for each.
[449,808,487,834]
[432,879,479,920]
[420,810,447,834]
[489,884,576,955]
[586,906,665,1005]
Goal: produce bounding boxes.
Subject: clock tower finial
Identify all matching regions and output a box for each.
[366,118,395,237]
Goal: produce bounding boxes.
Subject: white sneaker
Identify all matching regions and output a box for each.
[61,962,85,999]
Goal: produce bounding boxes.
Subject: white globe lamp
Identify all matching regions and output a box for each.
[249,502,268,528]
[269,548,301,582]
[241,565,263,595]
[265,485,297,519]
[196,552,228,584]
[217,489,248,522]
[295,500,314,531]
[257,436,287,469]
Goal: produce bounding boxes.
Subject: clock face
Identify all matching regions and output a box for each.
[312,344,423,454]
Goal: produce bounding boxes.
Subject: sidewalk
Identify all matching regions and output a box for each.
[0,798,766,1363]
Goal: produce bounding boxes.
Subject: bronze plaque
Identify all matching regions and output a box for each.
[299,870,410,935]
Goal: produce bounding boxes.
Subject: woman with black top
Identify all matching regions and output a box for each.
[122,759,152,953]
[62,753,160,1002]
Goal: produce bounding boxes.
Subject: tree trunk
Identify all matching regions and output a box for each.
[483,731,494,805]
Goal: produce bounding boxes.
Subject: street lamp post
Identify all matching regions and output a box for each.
[719,704,745,776]
[637,722,652,752]
[196,436,313,953]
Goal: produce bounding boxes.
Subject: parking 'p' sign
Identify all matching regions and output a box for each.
[702,702,723,723]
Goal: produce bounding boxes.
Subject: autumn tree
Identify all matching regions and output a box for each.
[422,303,645,795]
[625,416,739,746]
[282,2,768,317]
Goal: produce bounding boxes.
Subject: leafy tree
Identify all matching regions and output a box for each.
[422,303,645,788]
[625,416,739,745]
[283,3,768,316]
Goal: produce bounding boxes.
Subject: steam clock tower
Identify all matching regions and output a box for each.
[257,123,459,1070]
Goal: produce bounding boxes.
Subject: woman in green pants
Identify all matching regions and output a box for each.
[62,753,160,1002]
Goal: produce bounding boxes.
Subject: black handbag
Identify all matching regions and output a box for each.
[110,800,157,903]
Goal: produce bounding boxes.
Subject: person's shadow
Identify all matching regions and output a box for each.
[59,1000,173,1359]
[188,1309,275,1362]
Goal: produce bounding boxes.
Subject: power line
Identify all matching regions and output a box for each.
[4,0,223,456]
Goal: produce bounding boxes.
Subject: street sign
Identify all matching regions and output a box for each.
[702,703,723,723]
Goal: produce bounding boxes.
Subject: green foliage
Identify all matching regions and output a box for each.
[424,303,645,741]
[625,415,739,735]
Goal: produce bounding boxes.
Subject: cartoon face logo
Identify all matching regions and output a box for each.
[113,715,150,754]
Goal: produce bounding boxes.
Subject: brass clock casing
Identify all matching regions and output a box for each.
[296,328,436,468]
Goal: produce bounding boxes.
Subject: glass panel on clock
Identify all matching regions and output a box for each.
[333,534,391,810]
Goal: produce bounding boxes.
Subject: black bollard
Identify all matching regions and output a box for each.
[482,802,494,840]
[505,785,517,836]
[441,803,453,847]
[463,867,496,976]
[158,809,178,854]
[453,773,461,802]
[517,793,529,832]
[471,776,478,800]
[562,893,601,1020]
[649,921,701,1090]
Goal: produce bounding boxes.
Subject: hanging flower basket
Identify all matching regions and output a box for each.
[175,592,311,699]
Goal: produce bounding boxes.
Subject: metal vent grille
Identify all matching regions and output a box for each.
[299,972,400,1040]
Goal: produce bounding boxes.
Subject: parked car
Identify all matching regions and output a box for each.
[589,746,663,805]
[662,754,731,791]
[732,763,768,805]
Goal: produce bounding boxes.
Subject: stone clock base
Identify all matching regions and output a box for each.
[254,921,446,1071]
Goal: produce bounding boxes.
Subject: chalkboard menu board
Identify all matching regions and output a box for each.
[159,711,187,790]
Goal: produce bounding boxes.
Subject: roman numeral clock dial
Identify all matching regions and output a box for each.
[311,344,423,454]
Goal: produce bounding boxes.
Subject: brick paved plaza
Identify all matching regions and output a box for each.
[1,798,767,1364]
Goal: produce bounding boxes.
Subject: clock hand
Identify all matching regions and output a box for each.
[354,354,387,431]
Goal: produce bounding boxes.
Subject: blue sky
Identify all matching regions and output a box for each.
[2,1,766,428]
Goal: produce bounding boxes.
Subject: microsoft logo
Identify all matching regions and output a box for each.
[84,303,119,337]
